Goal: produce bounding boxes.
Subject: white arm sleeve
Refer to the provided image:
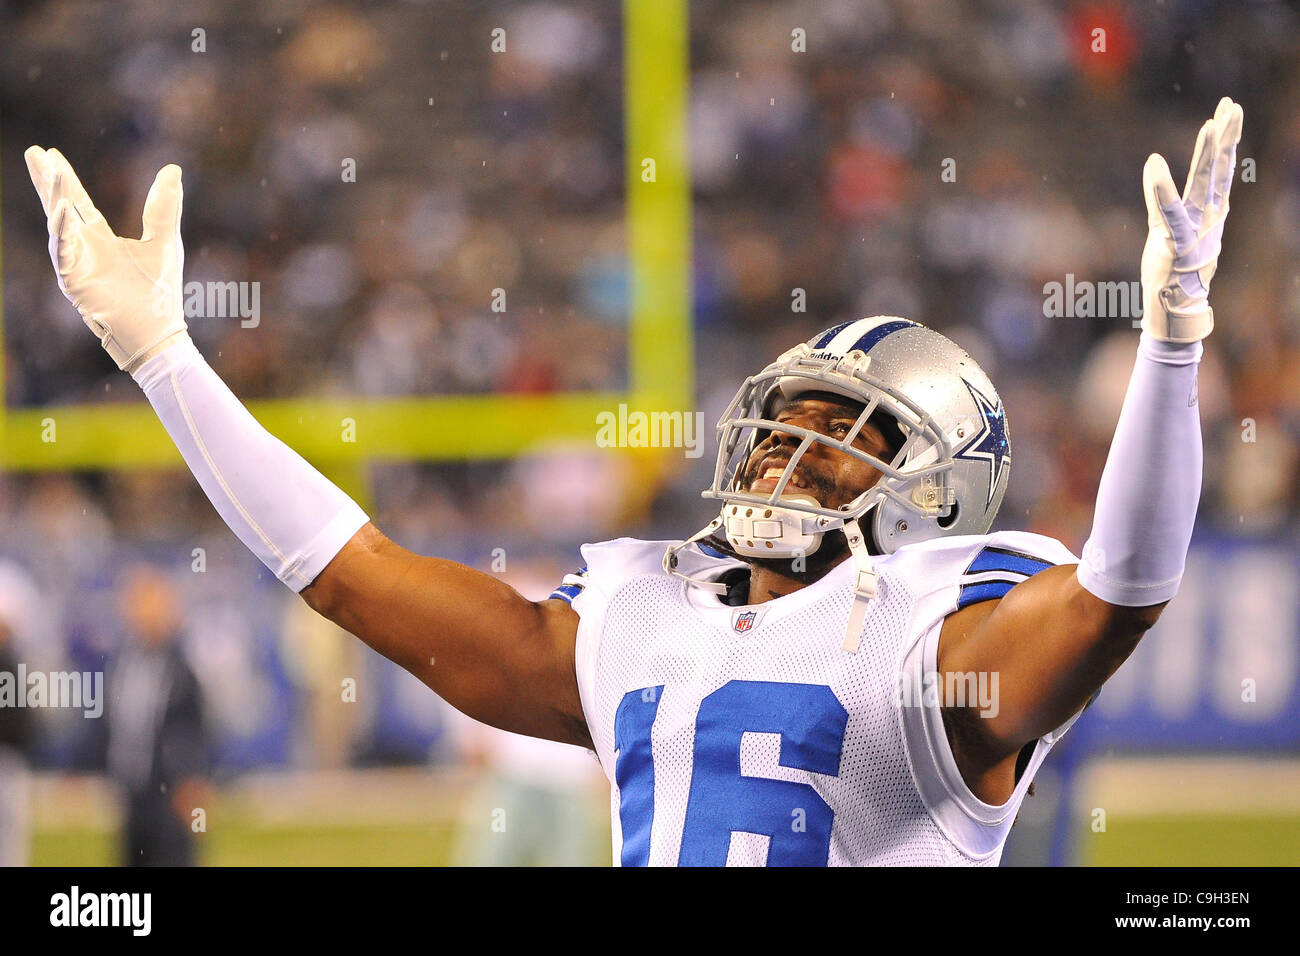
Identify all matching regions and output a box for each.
[1076,332,1203,606]
[131,336,370,591]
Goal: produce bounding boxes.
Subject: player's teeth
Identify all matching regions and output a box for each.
[760,466,808,488]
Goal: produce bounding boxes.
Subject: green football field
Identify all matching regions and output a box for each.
[1078,815,1300,866]
[27,767,613,867]
[35,823,455,867]
[34,821,612,867]
[26,759,1300,866]
[33,814,1295,867]
[1070,755,1300,866]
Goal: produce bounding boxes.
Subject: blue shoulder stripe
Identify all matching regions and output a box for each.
[957,580,1016,609]
[967,546,1053,578]
[548,564,589,604]
[957,545,1058,609]
[549,584,583,604]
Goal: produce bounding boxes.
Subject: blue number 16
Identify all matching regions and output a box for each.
[613,680,848,866]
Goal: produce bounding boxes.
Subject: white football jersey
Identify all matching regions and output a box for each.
[554,529,1086,866]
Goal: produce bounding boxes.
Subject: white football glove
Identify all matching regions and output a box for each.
[25,146,190,372]
[1140,96,1243,343]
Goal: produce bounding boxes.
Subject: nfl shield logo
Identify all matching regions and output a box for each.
[734,610,757,633]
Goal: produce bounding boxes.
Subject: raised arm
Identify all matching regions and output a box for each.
[301,525,587,746]
[25,146,590,749]
[936,97,1243,801]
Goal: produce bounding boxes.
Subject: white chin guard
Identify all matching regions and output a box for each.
[722,493,826,559]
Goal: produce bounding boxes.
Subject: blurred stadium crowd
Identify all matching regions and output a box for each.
[0,0,1298,860]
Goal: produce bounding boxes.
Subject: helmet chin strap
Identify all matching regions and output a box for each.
[839,518,878,654]
[662,517,731,595]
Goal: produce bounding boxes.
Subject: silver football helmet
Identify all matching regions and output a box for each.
[664,316,1012,652]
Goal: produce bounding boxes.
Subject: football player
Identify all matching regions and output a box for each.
[24,96,1242,866]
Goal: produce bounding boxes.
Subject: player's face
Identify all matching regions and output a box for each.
[740,394,893,510]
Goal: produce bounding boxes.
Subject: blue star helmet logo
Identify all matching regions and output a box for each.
[953,380,1010,507]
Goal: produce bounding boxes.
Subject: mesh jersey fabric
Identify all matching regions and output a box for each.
[565,529,1084,866]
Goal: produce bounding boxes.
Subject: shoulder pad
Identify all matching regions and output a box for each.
[880,530,1078,608]
[955,531,1078,609]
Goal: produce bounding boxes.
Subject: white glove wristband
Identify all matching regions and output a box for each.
[132,337,369,590]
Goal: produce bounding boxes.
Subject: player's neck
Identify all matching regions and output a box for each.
[744,554,844,604]
[745,563,807,603]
